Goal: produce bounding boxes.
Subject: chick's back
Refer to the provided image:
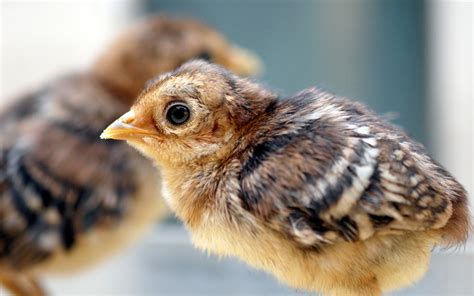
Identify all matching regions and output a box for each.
[238,91,470,248]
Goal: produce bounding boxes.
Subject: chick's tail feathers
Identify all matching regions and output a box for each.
[440,186,472,248]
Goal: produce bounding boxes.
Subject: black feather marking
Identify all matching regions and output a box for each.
[0,149,9,181]
[264,99,278,114]
[368,214,394,228]
[239,183,265,212]
[61,217,75,250]
[308,182,345,214]
[431,197,449,214]
[326,182,346,206]
[9,156,92,251]
[49,119,119,147]
[338,216,359,241]
[0,231,13,258]
[16,160,54,208]
[10,96,38,119]
[299,140,372,220]
[82,210,99,231]
[360,165,384,204]
[33,159,95,214]
[49,120,104,142]
[349,141,368,165]
[241,132,298,179]
[239,131,303,212]
[72,187,93,211]
[196,51,212,61]
[57,94,91,115]
[0,88,44,123]
[8,186,38,227]
[116,183,135,200]
[225,74,239,96]
[301,212,331,234]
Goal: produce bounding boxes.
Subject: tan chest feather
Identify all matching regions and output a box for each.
[190,214,439,294]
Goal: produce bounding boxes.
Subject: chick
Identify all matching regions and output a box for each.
[102,60,471,296]
[0,17,261,296]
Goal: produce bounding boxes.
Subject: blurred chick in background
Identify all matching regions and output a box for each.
[102,61,470,296]
[0,16,261,295]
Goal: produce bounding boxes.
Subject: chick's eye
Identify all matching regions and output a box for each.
[166,103,191,125]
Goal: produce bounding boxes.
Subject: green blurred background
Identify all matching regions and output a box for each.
[144,0,428,146]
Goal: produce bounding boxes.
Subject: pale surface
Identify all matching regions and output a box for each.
[42,223,473,296]
[0,0,134,100]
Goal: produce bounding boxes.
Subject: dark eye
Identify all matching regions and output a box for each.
[166,102,190,125]
[196,51,212,61]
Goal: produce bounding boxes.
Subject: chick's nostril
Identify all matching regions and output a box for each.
[120,110,136,124]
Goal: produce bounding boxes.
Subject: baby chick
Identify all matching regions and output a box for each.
[0,17,261,296]
[102,60,471,296]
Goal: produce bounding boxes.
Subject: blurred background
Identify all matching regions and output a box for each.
[1,0,472,295]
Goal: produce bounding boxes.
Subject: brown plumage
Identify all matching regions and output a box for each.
[102,60,471,296]
[0,18,261,295]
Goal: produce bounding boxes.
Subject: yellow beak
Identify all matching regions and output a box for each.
[100,110,156,141]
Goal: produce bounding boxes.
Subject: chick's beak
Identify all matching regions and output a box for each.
[226,45,263,77]
[100,110,157,141]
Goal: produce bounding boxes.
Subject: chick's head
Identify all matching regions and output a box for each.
[101,60,274,167]
[93,16,262,100]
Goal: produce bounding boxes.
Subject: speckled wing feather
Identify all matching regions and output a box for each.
[0,74,139,270]
[238,89,455,248]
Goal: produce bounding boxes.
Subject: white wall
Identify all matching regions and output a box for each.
[1,0,136,101]
[427,0,473,207]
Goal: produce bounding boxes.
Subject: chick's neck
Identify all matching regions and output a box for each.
[158,159,225,227]
[158,98,281,227]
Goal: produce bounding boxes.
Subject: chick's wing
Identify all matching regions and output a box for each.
[238,95,453,248]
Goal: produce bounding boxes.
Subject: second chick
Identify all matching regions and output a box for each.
[0,17,260,295]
